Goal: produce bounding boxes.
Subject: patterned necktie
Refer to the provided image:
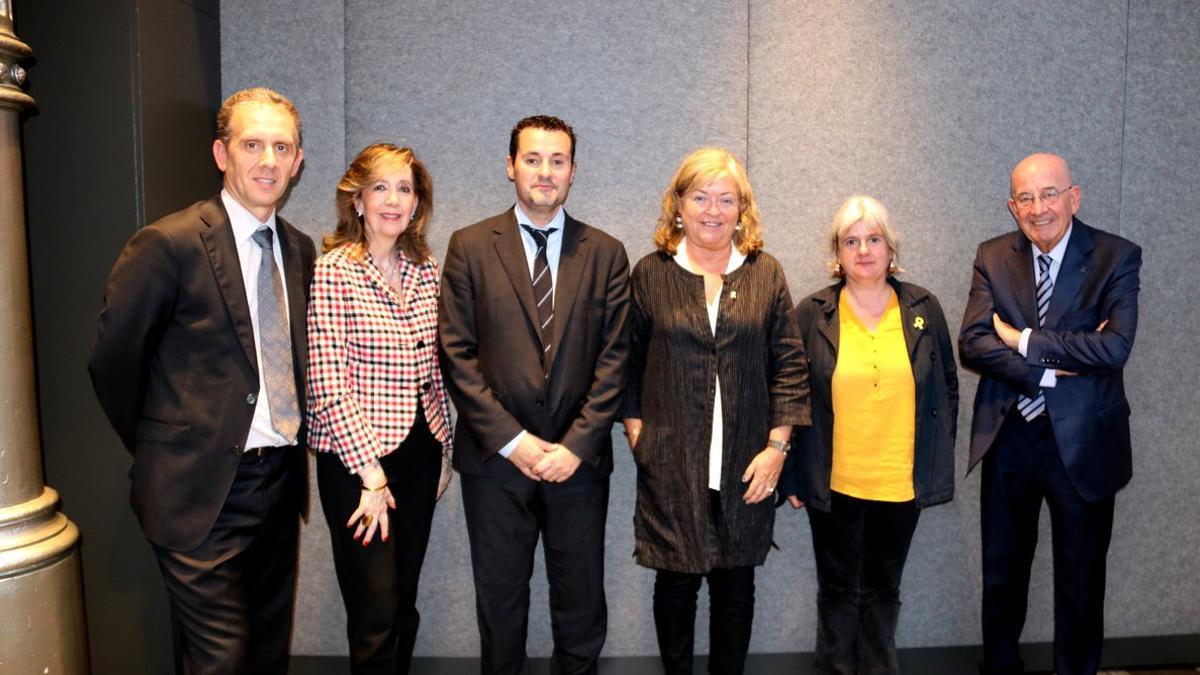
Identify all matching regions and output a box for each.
[521,224,558,364]
[1017,253,1054,421]
[251,228,301,439]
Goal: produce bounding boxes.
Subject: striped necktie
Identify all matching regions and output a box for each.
[521,224,558,366]
[251,228,301,439]
[1017,253,1054,421]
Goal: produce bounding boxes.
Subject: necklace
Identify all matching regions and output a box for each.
[375,250,400,279]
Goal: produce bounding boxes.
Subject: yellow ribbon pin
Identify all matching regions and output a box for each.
[913,316,925,330]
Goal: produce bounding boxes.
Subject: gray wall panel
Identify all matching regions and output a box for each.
[749,0,1129,648]
[219,0,348,655]
[219,0,1200,659]
[1113,0,1200,636]
[334,0,747,657]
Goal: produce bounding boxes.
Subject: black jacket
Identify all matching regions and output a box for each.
[622,250,810,573]
[780,278,958,510]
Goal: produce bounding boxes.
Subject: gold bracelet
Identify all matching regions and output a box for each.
[361,483,388,492]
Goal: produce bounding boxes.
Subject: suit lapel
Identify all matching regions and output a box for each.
[361,248,406,309]
[1004,235,1038,329]
[492,210,542,344]
[199,197,258,371]
[814,287,840,357]
[1044,220,1093,328]
[546,215,588,373]
[895,282,928,364]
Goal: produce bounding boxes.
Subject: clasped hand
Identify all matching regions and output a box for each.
[508,433,581,483]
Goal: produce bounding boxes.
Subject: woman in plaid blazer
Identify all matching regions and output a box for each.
[305,144,454,672]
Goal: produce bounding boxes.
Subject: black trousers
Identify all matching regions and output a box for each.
[317,409,442,675]
[152,444,301,675]
[806,491,920,675]
[460,467,609,675]
[981,412,1114,675]
[652,489,757,675]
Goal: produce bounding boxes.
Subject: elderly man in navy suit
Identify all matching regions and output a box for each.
[959,152,1141,675]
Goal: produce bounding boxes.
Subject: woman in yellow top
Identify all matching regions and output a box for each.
[779,196,958,675]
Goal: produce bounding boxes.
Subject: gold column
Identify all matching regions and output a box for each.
[0,1,90,672]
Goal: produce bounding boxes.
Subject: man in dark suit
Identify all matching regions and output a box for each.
[89,87,316,674]
[959,152,1141,675]
[439,115,630,675]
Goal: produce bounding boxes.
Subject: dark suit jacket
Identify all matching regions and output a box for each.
[438,208,630,477]
[89,196,316,550]
[958,218,1141,502]
[783,279,958,511]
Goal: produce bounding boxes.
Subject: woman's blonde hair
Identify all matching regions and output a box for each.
[654,147,763,255]
[827,195,904,278]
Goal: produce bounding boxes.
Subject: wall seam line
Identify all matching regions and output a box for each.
[745,0,752,170]
[1117,0,1131,237]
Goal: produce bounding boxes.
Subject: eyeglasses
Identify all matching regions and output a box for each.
[1012,185,1074,211]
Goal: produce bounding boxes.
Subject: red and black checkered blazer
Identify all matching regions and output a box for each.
[305,242,452,473]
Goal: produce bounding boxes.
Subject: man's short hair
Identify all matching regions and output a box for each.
[216,87,302,147]
[508,115,576,162]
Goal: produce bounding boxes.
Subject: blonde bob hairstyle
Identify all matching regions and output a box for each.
[827,195,904,278]
[324,143,433,262]
[654,147,764,256]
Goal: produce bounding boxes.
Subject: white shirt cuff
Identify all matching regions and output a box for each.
[1040,368,1057,388]
[1018,327,1032,356]
[498,430,525,458]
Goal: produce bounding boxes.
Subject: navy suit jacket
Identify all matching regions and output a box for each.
[959,218,1141,502]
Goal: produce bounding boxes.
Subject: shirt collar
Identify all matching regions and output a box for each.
[513,202,565,233]
[673,237,746,274]
[1035,222,1072,267]
[221,189,278,243]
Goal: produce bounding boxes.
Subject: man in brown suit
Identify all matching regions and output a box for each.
[438,115,630,675]
[89,87,315,674]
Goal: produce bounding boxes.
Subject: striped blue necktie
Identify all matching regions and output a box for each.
[1017,253,1053,421]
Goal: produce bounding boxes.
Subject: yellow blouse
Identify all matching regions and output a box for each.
[830,290,916,502]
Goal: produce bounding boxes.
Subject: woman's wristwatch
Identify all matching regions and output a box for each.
[766,439,791,455]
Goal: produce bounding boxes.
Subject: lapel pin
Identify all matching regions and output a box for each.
[913,316,925,330]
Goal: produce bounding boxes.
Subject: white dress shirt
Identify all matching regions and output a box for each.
[221,190,296,449]
[498,203,568,458]
[673,238,746,491]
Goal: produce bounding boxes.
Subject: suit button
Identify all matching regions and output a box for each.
[931,409,938,417]
[231,444,242,454]
[246,393,257,405]
[930,351,936,361]
[422,381,432,392]
[1000,406,1007,416]
[535,397,545,407]
[417,340,425,349]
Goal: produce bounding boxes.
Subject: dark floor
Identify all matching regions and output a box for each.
[292,638,1200,675]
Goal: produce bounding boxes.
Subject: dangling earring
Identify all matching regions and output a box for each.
[355,207,364,219]
[674,215,683,228]
[834,261,843,276]
[734,220,743,232]
[888,258,898,274]
[411,209,418,219]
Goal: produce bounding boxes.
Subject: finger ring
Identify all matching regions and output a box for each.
[361,515,373,527]
[767,486,775,493]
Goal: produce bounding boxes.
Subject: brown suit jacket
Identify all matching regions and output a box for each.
[438,208,630,477]
[89,196,316,550]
